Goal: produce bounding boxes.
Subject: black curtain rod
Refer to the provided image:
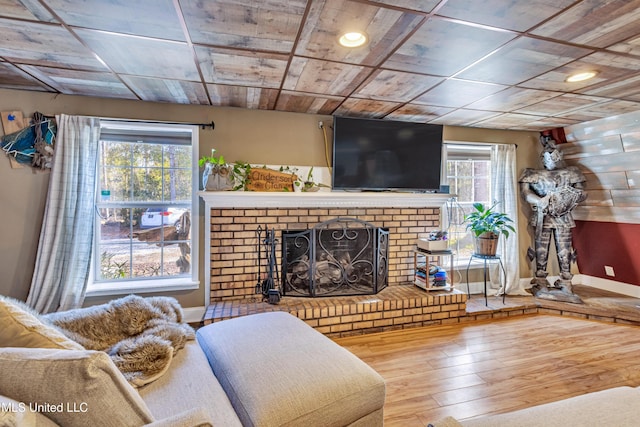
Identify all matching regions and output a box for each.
[40,114,215,130]
[101,118,215,130]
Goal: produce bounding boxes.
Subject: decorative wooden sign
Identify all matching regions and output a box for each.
[246,168,296,192]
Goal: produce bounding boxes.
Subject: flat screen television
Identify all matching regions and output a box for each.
[332,116,443,192]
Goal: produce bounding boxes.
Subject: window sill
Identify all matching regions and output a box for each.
[86,278,200,297]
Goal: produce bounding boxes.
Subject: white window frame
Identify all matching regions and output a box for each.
[442,142,492,268]
[86,121,199,297]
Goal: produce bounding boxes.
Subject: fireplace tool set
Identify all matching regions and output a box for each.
[256,226,281,304]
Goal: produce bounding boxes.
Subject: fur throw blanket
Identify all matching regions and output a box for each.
[42,295,195,387]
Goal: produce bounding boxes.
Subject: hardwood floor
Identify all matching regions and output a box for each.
[334,314,640,426]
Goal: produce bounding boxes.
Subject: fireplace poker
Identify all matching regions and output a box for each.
[263,228,281,304]
[255,226,263,294]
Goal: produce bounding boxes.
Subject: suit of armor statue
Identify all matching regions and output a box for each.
[519,136,587,303]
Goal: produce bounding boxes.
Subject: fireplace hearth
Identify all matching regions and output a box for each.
[282,217,389,297]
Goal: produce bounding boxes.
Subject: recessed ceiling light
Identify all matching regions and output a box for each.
[339,32,367,48]
[566,71,598,83]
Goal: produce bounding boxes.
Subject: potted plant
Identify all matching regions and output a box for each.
[199,149,234,191]
[280,166,330,192]
[464,202,515,256]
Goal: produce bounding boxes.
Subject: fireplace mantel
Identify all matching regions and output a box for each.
[198,190,451,208]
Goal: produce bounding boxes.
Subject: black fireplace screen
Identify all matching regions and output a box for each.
[281,217,389,297]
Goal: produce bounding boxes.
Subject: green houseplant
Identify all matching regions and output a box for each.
[199,149,235,191]
[464,202,515,256]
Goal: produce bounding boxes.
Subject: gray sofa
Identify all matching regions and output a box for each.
[431,385,640,427]
[0,303,386,427]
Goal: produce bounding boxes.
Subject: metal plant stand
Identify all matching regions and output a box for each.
[466,253,506,306]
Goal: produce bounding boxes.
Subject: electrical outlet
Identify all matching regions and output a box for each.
[318,121,324,129]
[604,265,615,277]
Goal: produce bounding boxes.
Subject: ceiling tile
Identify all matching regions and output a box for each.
[428,108,501,126]
[516,93,610,116]
[0,0,55,21]
[531,0,640,48]
[207,84,279,109]
[581,99,640,117]
[458,36,593,85]
[19,65,137,99]
[295,0,423,66]
[0,18,107,70]
[608,33,640,56]
[385,104,454,122]
[275,91,343,114]
[413,78,507,108]
[514,116,582,131]
[196,46,288,87]
[520,51,640,92]
[474,112,563,130]
[120,76,209,104]
[551,99,640,123]
[436,0,576,32]
[581,73,640,102]
[181,0,307,52]
[76,29,200,80]
[467,87,562,112]
[42,0,185,41]
[385,17,516,76]
[373,0,439,13]
[353,70,442,102]
[0,0,638,130]
[334,98,401,118]
[0,61,53,91]
[283,57,371,97]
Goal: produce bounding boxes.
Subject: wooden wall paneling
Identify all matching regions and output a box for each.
[626,171,640,188]
[582,171,628,190]
[558,135,623,159]
[573,206,640,224]
[582,190,613,207]
[565,151,640,174]
[611,189,640,207]
[621,130,640,152]
[564,110,640,141]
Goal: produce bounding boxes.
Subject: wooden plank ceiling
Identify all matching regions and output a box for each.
[2,0,640,130]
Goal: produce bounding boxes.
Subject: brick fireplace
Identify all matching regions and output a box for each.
[199,191,467,335]
[200,191,451,302]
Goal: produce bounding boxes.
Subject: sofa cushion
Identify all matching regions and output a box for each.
[0,347,154,427]
[460,386,640,427]
[197,312,386,427]
[138,341,241,427]
[0,296,82,350]
[0,394,59,427]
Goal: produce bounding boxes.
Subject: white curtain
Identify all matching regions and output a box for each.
[490,144,526,295]
[27,115,100,313]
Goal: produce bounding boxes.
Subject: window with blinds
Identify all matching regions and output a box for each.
[88,121,199,295]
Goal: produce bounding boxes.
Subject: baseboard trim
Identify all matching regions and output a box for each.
[573,274,640,298]
[183,306,206,324]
